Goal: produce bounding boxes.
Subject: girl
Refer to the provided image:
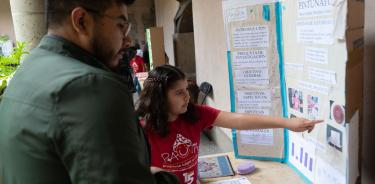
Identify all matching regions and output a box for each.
[136,65,322,184]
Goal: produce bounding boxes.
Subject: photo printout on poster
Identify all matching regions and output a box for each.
[305,47,329,65]
[237,90,272,107]
[232,50,268,68]
[232,25,269,48]
[296,18,334,44]
[315,158,345,184]
[226,7,248,22]
[240,129,274,146]
[308,67,337,84]
[289,133,317,182]
[298,0,333,17]
[235,68,269,85]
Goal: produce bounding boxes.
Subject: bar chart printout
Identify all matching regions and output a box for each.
[288,133,316,182]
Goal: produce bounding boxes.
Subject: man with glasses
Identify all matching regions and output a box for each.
[0,0,178,183]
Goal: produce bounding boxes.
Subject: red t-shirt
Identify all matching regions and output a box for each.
[147,105,220,184]
[130,55,145,73]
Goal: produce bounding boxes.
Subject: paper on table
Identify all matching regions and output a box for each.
[232,25,269,48]
[206,176,252,184]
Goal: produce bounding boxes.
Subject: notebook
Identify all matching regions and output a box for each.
[198,155,235,179]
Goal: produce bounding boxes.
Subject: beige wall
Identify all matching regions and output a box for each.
[0,0,15,42]
[128,0,156,46]
[154,0,179,65]
[192,0,232,141]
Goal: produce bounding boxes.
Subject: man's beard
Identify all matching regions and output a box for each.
[91,32,120,71]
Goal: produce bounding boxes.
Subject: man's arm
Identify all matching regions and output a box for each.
[51,74,156,183]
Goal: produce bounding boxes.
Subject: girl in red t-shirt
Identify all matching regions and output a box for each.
[136,65,322,184]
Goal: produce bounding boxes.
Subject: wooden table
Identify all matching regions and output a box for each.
[200,152,304,184]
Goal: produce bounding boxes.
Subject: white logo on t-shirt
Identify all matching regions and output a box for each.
[161,134,198,163]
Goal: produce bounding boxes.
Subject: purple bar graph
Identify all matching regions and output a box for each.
[291,141,314,173]
[292,143,295,156]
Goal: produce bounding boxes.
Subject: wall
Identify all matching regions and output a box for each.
[0,0,15,42]
[154,0,179,65]
[127,0,156,47]
[192,0,233,149]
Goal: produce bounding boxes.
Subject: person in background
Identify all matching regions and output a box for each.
[0,0,178,183]
[130,49,147,73]
[136,64,323,184]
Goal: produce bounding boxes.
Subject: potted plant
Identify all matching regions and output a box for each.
[0,41,29,101]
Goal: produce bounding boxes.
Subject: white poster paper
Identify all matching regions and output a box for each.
[240,129,274,145]
[235,68,269,85]
[296,18,334,44]
[315,158,345,184]
[226,7,248,22]
[285,62,304,72]
[306,136,327,152]
[207,176,251,184]
[237,90,272,107]
[289,133,316,181]
[232,25,269,48]
[232,50,268,67]
[298,81,330,95]
[237,107,270,115]
[298,0,333,17]
[308,67,337,84]
[305,47,329,65]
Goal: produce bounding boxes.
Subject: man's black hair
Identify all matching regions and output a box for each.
[46,0,136,28]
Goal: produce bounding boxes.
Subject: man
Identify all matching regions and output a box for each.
[0,0,175,183]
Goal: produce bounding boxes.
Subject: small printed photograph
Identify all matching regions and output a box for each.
[288,88,303,113]
[329,100,345,125]
[307,95,319,120]
[290,114,297,119]
[326,124,343,152]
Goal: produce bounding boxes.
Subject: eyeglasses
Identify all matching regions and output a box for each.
[84,7,132,37]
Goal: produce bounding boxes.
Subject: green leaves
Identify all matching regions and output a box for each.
[0,41,29,98]
[0,41,29,77]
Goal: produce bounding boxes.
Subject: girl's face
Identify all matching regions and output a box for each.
[166,79,190,120]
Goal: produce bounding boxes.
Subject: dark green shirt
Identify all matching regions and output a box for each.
[0,36,156,184]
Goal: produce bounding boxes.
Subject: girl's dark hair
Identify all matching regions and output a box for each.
[46,0,135,28]
[136,65,198,137]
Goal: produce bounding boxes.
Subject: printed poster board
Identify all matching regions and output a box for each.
[222,0,362,183]
[222,0,286,162]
